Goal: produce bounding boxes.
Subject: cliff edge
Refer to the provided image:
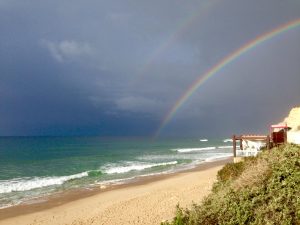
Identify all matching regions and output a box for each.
[284,107,300,144]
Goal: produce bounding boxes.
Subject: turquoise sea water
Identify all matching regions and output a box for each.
[0,137,233,209]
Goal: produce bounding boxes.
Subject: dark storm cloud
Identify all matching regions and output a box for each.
[0,0,299,136]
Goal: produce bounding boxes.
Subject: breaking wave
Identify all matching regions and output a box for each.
[0,172,89,194]
[217,146,233,149]
[173,147,216,153]
[205,153,233,162]
[103,161,178,174]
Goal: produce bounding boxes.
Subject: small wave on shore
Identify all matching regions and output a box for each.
[173,147,216,153]
[0,172,89,194]
[102,161,178,174]
[0,160,180,194]
[205,153,233,162]
[217,146,233,149]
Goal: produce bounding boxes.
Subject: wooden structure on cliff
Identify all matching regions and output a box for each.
[232,124,290,162]
[270,124,289,146]
[232,135,270,158]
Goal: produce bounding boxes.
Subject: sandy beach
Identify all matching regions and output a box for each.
[0,159,230,225]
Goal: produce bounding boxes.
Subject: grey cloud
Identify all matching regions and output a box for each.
[0,0,299,137]
[115,96,165,114]
[41,40,93,63]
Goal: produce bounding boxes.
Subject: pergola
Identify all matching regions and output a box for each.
[232,135,270,157]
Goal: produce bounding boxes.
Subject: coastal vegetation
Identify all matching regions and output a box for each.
[162,144,300,225]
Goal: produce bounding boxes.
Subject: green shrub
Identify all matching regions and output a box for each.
[217,161,245,182]
[163,144,300,225]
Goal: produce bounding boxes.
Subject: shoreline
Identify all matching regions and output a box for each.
[0,157,232,225]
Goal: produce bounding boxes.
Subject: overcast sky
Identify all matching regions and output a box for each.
[0,0,299,137]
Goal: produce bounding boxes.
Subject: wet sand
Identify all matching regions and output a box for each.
[0,158,232,225]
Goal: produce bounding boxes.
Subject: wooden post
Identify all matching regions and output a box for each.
[233,135,236,157]
[266,135,270,150]
[284,128,288,144]
[239,138,243,150]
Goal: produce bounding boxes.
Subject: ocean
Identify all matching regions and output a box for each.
[0,136,233,209]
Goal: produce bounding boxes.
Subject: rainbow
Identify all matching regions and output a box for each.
[134,0,220,83]
[155,18,300,138]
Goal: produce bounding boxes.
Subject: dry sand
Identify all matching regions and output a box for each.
[0,159,230,225]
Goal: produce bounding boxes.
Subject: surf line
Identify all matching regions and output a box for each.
[154,18,300,138]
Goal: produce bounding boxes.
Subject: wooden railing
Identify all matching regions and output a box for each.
[232,135,270,157]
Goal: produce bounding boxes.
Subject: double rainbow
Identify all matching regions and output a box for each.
[155,18,300,138]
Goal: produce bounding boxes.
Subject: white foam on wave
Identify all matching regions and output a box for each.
[200,139,208,142]
[205,153,233,162]
[0,172,88,194]
[0,202,20,210]
[137,153,209,161]
[95,167,177,187]
[137,155,177,161]
[95,177,135,186]
[103,161,178,174]
[217,146,233,149]
[223,139,232,143]
[98,153,233,187]
[174,147,216,153]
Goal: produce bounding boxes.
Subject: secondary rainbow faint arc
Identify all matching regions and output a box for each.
[135,0,219,82]
[155,18,300,138]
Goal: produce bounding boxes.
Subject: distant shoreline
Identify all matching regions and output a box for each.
[0,157,232,224]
